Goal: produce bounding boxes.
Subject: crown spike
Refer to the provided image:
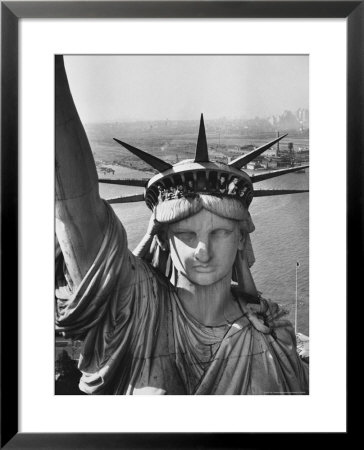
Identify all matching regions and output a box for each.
[113,138,172,173]
[251,165,309,183]
[194,114,209,163]
[229,134,288,169]
[254,189,309,197]
[107,194,145,204]
[98,178,148,187]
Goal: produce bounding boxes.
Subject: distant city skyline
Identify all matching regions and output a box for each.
[64,55,308,123]
[81,108,309,126]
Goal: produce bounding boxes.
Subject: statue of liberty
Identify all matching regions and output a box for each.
[55,56,309,395]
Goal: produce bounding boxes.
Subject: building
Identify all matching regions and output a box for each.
[262,158,278,169]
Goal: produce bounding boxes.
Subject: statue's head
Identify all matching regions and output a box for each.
[137,116,255,286]
[154,194,254,286]
[137,187,256,295]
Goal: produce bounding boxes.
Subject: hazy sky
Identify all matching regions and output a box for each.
[64,55,308,123]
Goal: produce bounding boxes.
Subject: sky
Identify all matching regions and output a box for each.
[64,55,308,123]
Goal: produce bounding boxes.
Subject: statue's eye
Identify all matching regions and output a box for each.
[174,232,196,242]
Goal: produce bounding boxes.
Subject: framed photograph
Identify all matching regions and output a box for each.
[2,0,360,447]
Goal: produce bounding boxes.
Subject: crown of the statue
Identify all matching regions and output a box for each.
[113,114,289,211]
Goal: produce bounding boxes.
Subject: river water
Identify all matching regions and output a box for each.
[99,168,309,335]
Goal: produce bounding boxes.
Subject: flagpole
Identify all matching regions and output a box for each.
[295,261,299,334]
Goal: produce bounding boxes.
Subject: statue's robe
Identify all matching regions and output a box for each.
[56,208,309,395]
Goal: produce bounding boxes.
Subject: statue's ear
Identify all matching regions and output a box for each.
[156,228,169,252]
[237,228,246,251]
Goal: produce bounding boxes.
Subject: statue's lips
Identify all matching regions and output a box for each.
[193,265,214,273]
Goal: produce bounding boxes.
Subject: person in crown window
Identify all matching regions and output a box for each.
[228,176,239,195]
[218,175,227,194]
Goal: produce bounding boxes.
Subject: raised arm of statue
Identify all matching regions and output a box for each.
[55,56,108,286]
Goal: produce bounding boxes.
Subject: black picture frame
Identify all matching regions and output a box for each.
[1,1,360,447]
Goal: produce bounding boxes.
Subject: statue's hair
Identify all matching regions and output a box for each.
[154,194,255,234]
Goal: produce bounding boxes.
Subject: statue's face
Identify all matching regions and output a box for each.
[167,209,244,286]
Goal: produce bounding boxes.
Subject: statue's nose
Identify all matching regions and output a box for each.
[194,239,210,263]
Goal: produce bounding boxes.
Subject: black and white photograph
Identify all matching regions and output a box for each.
[55,54,309,395]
